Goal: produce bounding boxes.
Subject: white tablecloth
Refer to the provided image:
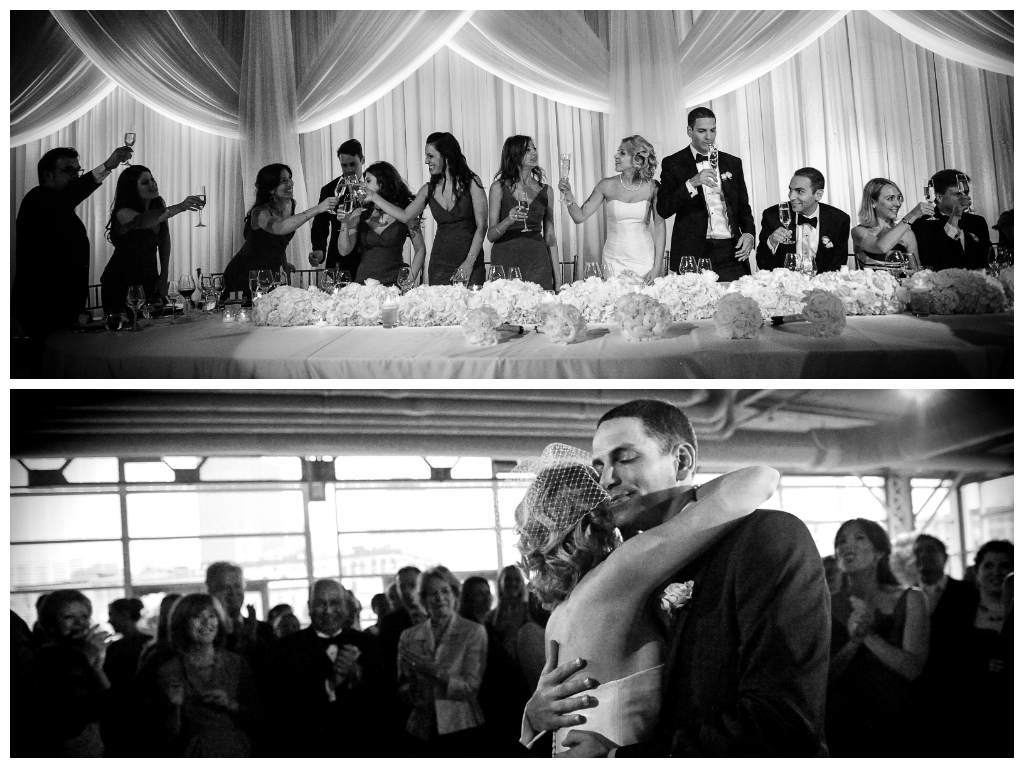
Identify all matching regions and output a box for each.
[42,312,1013,379]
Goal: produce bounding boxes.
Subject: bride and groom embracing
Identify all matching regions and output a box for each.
[516,399,831,757]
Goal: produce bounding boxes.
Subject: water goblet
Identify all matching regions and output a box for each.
[450,268,469,287]
[508,266,523,281]
[783,253,797,272]
[126,285,146,331]
[678,256,697,275]
[486,264,506,282]
[257,270,274,300]
[583,262,603,280]
[697,257,713,274]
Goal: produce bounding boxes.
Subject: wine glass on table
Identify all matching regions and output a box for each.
[797,253,814,278]
[486,264,506,282]
[335,270,352,292]
[257,270,274,298]
[450,267,469,288]
[177,276,196,321]
[194,185,207,227]
[923,180,938,220]
[583,262,603,280]
[988,245,1002,276]
[397,266,413,294]
[678,256,697,275]
[248,269,260,304]
[126,285,146,331]
[508,266,523,281]
[165,281,179,324]
[558,153,571,201]
[123,123,136,165]
[783,253,797,272]
[885,250,908,278]
[697,257,713,274]
[320,269,336,294]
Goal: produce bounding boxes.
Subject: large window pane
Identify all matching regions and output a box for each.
[267,579,312,625]
[336,487,496,531]
[130,535,308,584]
[11,461,28,487]
[780,486,886,522]
[335,456,430,481]
[200,457,302,481]
[343,576,387,629]
[450,458,493,480]
[309,497,340,578]
[11,494,122,542]
[11,542,124,588]
[339,531,500,575]
[63,457,119,483]
[124,462,175,483]
[127,491,304,537]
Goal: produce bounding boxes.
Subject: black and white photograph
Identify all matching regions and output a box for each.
[9,10,1013,379]
[9,389,1014,757]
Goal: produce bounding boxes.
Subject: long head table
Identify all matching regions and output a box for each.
[40,311,1013,379]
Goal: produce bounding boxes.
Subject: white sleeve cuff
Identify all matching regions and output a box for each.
[685,180,698,198]
[943,221,960,239]
[768,238,779,254]
[91,165,112,183]
[608,747,618,758]
[520,711,546,748]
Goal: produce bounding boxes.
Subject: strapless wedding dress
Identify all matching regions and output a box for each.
[552,664,663,754]
[602,199,655,278]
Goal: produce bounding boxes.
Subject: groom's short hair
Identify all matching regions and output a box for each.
[687,107,716,128]
[597,400,698,460]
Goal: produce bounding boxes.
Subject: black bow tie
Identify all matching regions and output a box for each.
[695,153,709,163]
[798,214,818,227]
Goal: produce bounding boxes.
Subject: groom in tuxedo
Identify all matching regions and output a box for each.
[656,108,757,281]
[523,399,830,757]
[755,167,850,272]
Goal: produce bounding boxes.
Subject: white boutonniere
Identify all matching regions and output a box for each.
[822,236,833,249]
[660,581,694,614]
[969,232,979,242]
[720,171,733,181]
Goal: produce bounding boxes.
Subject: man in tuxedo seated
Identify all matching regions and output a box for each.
[755,167,850,273]
[911,169,989,271]
[278,579,382,756]
[311,139,364,275]
[657,107,756,281]
[912,533,979,755]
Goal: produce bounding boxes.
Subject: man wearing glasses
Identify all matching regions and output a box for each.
[13,144,132,358]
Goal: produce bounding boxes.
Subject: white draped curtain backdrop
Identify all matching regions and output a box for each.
[10,10,1013,289]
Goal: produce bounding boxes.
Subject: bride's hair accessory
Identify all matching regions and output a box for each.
[512,443,609,540]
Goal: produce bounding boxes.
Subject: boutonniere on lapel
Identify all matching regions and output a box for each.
[822,236,833,249]
[720,171,733,182]
[968,232,979,242]
[660,581,694,615]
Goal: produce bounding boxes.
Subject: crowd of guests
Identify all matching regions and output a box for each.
[14,108,1012,358]
[824,526,1013,757]
[10,560,548,757]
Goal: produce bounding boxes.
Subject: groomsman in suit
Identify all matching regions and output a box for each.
[911,169,990,271]
[523,399,831,757]
[311,139,364,275]
[755,167,850,272]
[278,579,382,756]
[656,108,756,281]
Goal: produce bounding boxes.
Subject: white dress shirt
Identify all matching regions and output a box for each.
[684,145,731,239]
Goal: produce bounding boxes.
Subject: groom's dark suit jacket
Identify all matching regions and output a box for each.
[617,509,831,757]
[755,202,850,273]
[656,147,756,273]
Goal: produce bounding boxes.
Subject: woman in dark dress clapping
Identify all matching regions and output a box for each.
[487,136,559,289]
[222,164,337,296]
[338,162,425,286]
[100,165,201,316]
[362,133,487,286]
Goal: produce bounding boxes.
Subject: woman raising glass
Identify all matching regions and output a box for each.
[852,178,933,269]
[337,161,425,287]
[221,164,337,299]
[361,132,487,286]
[99,165,202,317]
[558,136,666,282]
[825,518,929,757]
[486,136,560,289]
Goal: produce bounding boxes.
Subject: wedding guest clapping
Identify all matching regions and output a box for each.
[911,169,990,271]
[100,165,202,316]
[487,136,560,288]
[365,132,488,286]
[851,178,931,268]
[14,144,132,349]
[559,135,665,282]
[222,164,337,297]
[338,161,425,286]
[826,519,929,757]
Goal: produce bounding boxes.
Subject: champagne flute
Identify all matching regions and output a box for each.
[778,202,792,229]
[195,185,207,227]
[344,172,360,214]
[211,275,224,308]
[707,143,720,188]
[559,153,572,201]
[678,256,697,275]
[165,281,179,324]
[126,285,146,331]
[923,180,938,220]
[123,123,137,165]
[248,270,259,304]
[397,266,413,294]
[486,264,506,282]
[583,262,603,280]
[177,276,196,321]
[697,257,713,274]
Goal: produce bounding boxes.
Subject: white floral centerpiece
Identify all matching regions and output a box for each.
[475,278,546,324]
[615,293,672,342]
[558,274,646,323]
[725,269,812,320]
[814,269,902,316]
[894,269,1007,315]
[324,279,389,326]
[253,285,333,327]
[640,272,725,321]
[398,284,470,326]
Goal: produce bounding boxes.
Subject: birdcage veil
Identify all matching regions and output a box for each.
[511,443,609,542]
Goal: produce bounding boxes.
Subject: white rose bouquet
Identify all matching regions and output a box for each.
[615,293,672,342]
[713,292,763,339]
[540,303,588,344]
[461,306,500,346]
[801,288,846,337]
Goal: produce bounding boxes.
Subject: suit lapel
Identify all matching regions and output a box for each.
[661,554,714,706]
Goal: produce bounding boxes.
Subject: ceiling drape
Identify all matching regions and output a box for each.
[869,10,1013,76]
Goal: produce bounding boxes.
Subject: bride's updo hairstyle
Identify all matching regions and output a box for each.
[621,135,658,185]
[513,445,617,610]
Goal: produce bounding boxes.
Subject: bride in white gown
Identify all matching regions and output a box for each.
[558,136,667,282]
[514,445,777,753]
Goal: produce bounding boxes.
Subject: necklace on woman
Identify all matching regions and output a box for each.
[619,173,642,192]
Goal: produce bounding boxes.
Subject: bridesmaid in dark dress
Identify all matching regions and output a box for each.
[338,161,425,286]
[363,132,487,286]
[100,165,201,315]
[221,163,337,296]
[486,136,559,289]
[826,519,929,757]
